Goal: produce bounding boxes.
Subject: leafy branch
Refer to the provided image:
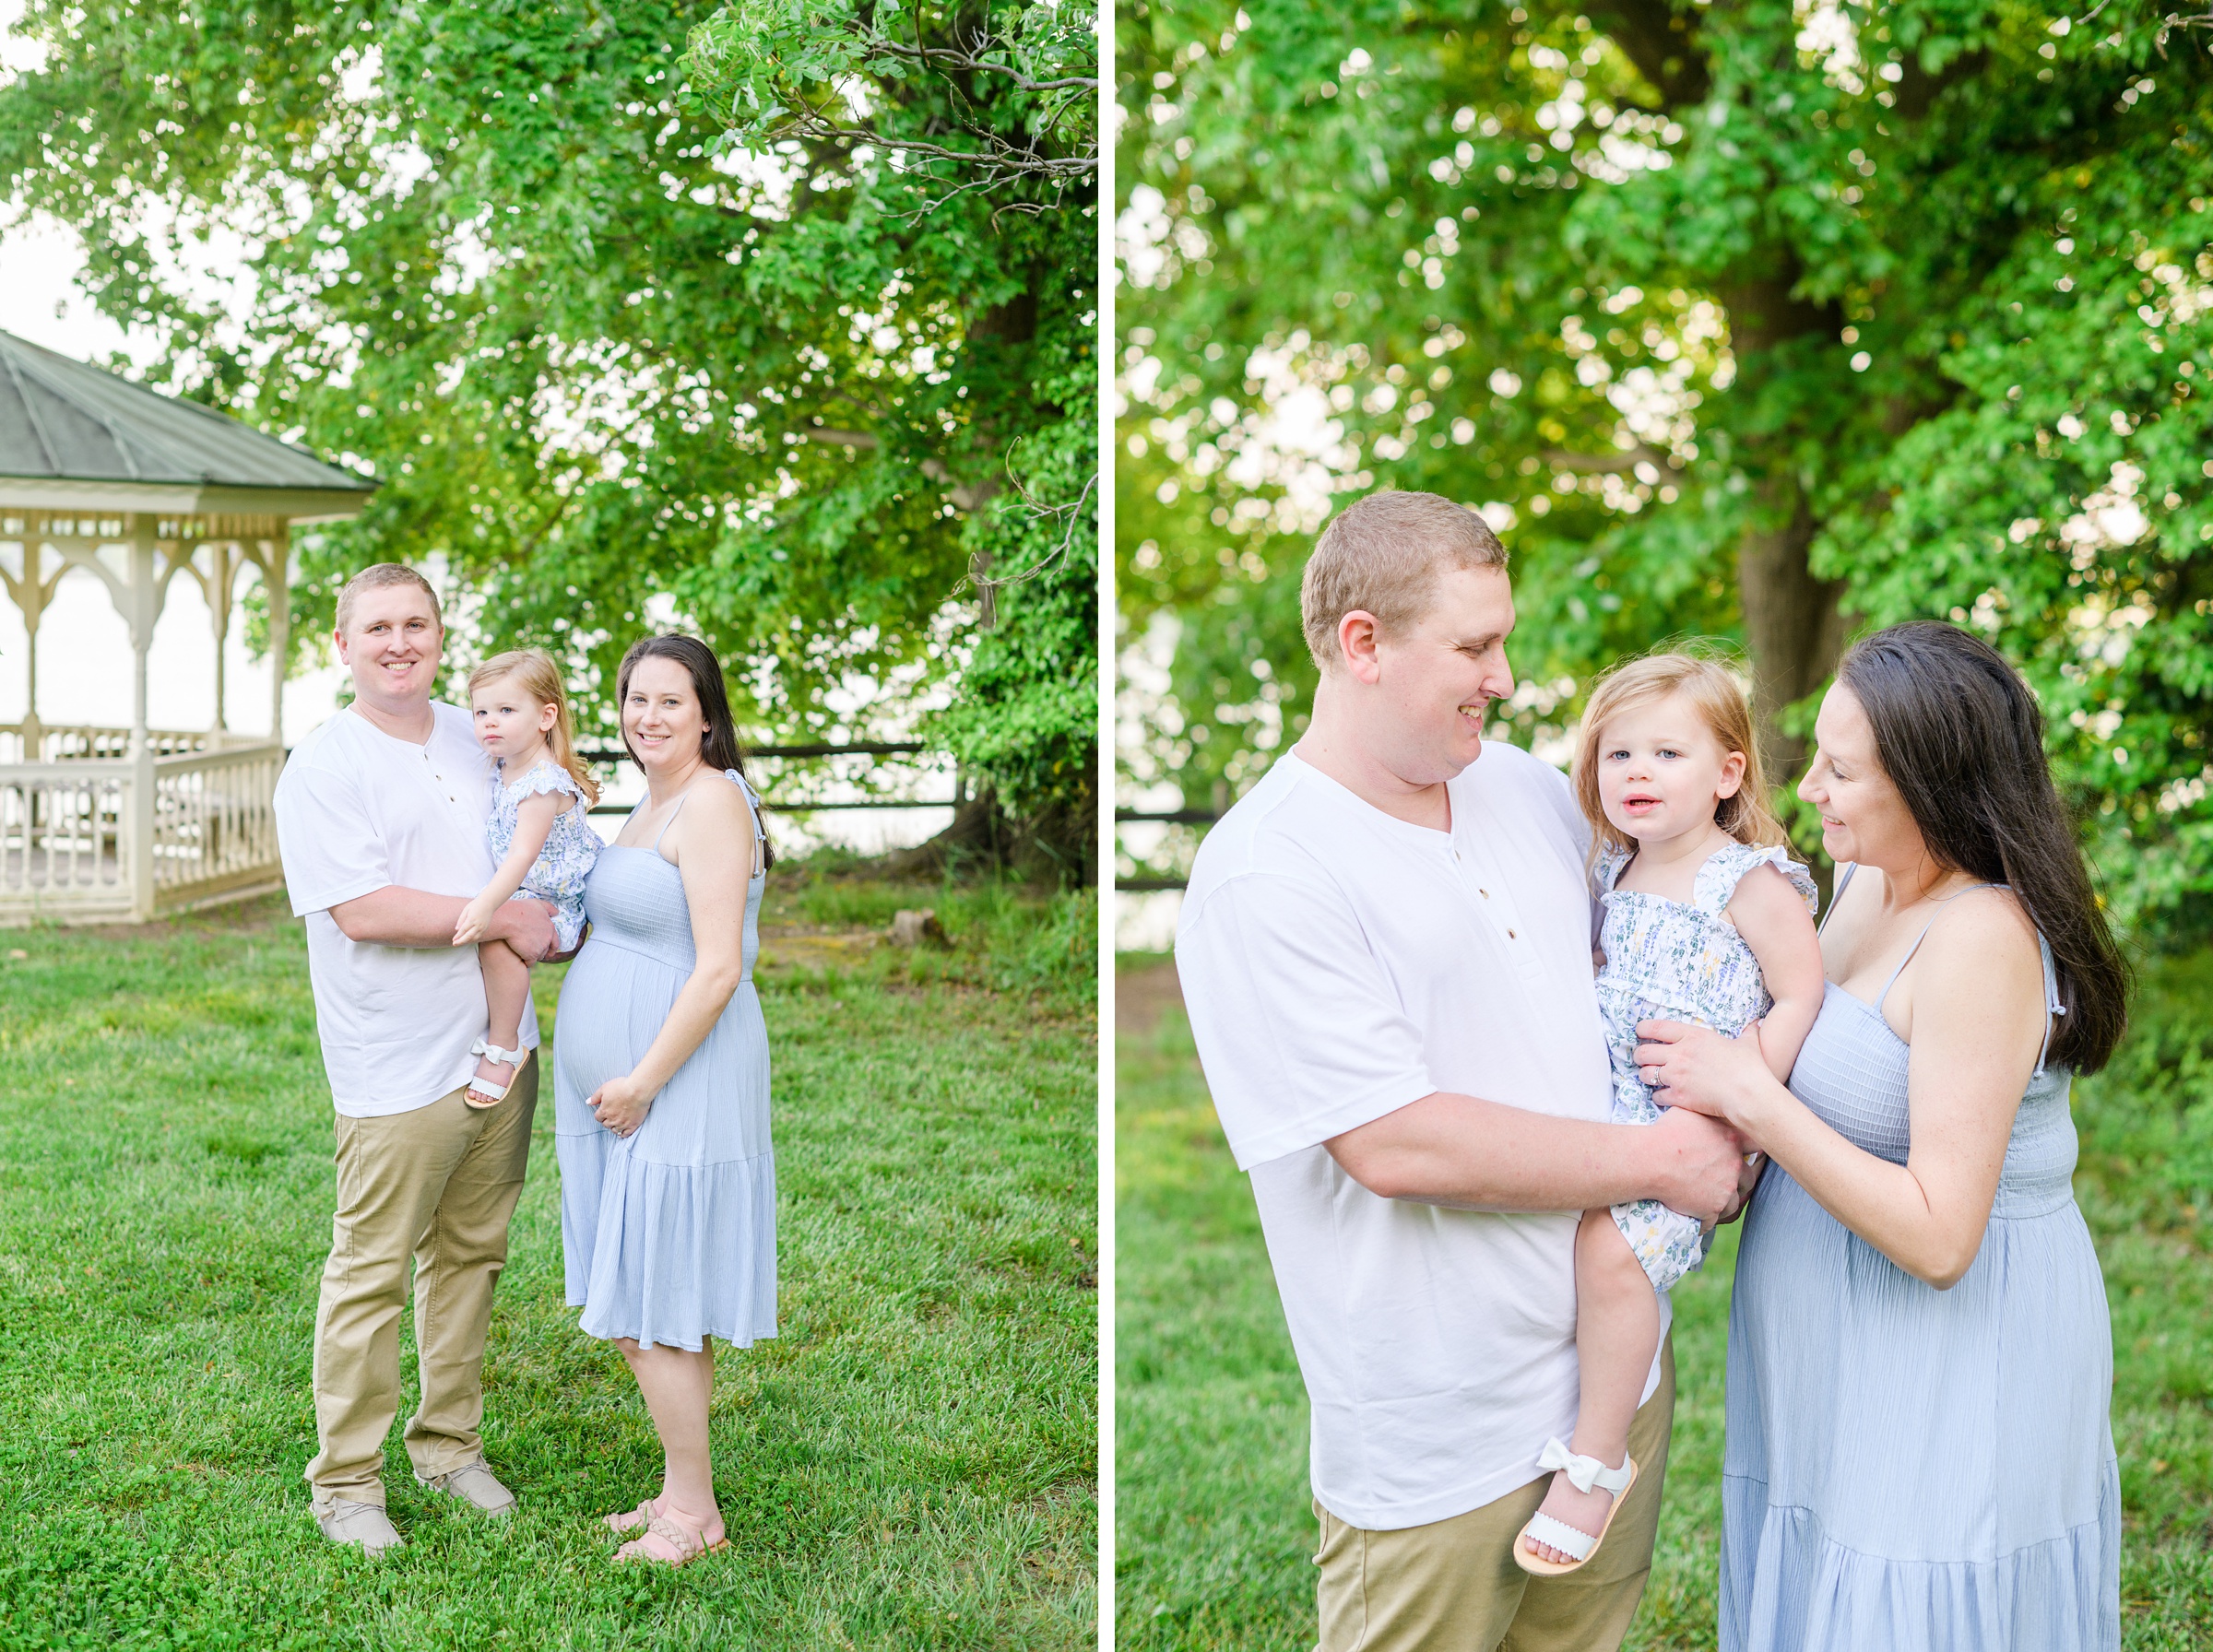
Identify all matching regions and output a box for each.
[684,0,1097,206]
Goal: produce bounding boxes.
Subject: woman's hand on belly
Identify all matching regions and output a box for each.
[587,1071,658,1138]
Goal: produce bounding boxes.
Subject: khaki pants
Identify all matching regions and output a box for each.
[1315,1338,1676,1652]
[305,1064,538,1509]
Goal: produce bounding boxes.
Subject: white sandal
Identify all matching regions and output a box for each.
[1513,1439,1638,1576]
[465,1039,528,1108]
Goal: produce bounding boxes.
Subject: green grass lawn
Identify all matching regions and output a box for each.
[0,884,1095,1651]
[1116,951,2213,1651]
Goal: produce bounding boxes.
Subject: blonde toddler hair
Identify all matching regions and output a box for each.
[1572,649,1785,866]
[467,648,601,806]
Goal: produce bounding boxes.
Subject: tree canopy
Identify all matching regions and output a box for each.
[1119,0,2213,935]
[0,0,1097,870]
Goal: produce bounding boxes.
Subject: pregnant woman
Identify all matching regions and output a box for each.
[1638,622,2129,1649]
[554,632,776,1566]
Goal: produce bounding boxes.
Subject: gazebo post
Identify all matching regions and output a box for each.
[0,528,61,759]
[124,513,160,749]
[21,542,42,755]
[206,538,234,740]
[261,525,290,746]
[125,513,160,919]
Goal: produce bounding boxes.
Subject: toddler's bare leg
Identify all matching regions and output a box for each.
[467,938,531,1106]
[1524,1209,1663,1564]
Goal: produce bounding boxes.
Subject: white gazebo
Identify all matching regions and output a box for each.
[0,329,376,923]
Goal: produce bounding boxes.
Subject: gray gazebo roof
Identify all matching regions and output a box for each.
[0,328,376,521]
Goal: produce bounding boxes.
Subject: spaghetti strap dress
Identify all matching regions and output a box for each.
[1720,866,2120,1650]
[551,770,776,1352]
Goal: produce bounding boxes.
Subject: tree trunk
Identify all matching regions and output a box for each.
[1719,259,1849,787]
[871,790,1009,880]
[1736,489,1847,784]
[864,782,1095,886]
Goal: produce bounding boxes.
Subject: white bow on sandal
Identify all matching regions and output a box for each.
[1513,1438,1638,1576]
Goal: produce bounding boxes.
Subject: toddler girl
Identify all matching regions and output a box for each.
[453,649,603,1106]
[1516,652,1825,1575]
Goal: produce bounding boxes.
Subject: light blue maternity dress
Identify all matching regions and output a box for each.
[1721,869,2120,1649]
[552,771,776,1352]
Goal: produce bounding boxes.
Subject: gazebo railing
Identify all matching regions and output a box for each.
[151,743,285,905]
[0,726,224,765]
[0,763,132,917]
[0,734,284,924]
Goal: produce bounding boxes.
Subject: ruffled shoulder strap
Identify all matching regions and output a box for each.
[1695,841,1817,918]
[1593,844,1633,896]
[502,759,586,803]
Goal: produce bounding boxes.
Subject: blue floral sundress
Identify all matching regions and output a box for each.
[487,758,601,951]
[1596,839,1817,1289]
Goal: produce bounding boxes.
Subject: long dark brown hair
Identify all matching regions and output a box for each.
[1837,621,2127,1072]
[615,633,773,870]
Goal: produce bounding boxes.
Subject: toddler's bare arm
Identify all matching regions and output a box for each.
[1730,862,1825,1083]
[480,792,562,907]
[456,792,563,943]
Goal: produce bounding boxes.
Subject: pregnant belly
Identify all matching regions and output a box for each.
[551,943,680,1105]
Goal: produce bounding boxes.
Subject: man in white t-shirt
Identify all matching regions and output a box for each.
[1175,491,1750,1650]
[272,563,562,1554]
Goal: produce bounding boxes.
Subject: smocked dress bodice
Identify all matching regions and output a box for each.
[577,828,764,982]
[1788,983,2082,1220]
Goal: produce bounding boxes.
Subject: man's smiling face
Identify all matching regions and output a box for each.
[335,584,444,707]
[1368,563,1518,785]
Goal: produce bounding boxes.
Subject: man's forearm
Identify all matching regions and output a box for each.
[1326,1091,1734,1220]
[329,885,470,948]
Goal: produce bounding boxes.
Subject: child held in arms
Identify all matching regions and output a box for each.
[1516,652,1825,1575]
[453,649,602,1106]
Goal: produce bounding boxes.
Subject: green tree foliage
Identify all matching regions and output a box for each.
[1119,0,2213,936]
[0,0,1096,854]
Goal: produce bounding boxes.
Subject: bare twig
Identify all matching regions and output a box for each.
[868,34,1098,93]
[763,102,1096,180]
[889,167,1063,227]
[953,467,1098,601]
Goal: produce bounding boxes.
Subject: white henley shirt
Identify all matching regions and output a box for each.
[1175,741,1665,1531]
[274,702,538,1118]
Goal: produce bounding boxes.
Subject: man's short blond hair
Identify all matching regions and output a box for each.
[335,563,444,635]
[1300,491,1508,668]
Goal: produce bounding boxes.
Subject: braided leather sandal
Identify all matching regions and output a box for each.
[614,1514,729,1567]
[604,1497,661,1535]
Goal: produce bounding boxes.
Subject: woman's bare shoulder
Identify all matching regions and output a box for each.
[665,772,753,856]
[1919,883,2041,995]
[1934,882,2038,950]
